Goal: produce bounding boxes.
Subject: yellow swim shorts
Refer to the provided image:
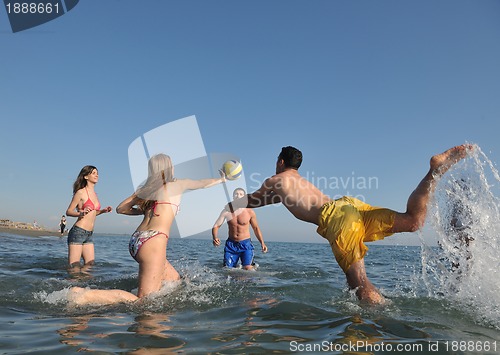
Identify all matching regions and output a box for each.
[316,196,396,273]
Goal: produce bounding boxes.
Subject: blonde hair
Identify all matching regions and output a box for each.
[136,154,176,211]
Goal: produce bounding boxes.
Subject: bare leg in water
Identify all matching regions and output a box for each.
[68,287,138,306]
[346,144,472,304]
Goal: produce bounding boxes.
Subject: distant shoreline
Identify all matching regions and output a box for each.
[0,226,63,237]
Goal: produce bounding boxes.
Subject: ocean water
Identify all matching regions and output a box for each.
[1,236,499,355]
[1,146,500,354]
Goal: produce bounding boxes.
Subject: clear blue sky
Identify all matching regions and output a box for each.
[1,0,499,245]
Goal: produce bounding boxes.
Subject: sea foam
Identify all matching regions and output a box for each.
[422,144,500,329]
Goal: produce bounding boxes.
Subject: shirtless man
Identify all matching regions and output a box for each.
[212,188,267,270]
[228,144,471,304]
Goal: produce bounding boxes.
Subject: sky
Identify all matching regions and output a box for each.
[1,0,499,245]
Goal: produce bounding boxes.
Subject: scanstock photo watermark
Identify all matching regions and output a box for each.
[3,0,79,33]
[289,340,497,353]
[127,115,248,238]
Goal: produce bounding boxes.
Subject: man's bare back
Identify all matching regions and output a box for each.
[263,170,331,225]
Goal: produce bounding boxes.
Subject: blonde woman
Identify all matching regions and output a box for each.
[69,154,226,305]
[65,166,112,268]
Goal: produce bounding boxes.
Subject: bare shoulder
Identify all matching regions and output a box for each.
[169,178,184,186]
[165,178,186,191]
[269,170,303,188]
[74,188,85,199]
[220,209,232,218]
[264,174,284,187]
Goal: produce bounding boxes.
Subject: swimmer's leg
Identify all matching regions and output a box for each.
[82,244,95,266]
[68,287,138,306]
[345,259,385,305]
[241,248,255,270]
[162,259,180,282]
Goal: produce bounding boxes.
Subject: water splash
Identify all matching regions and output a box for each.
[34,287,71,305]
[421,144,500,328]
[126,260,251,312]
[33,260,252,313]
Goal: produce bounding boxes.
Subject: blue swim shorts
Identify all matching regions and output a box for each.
[67,225,94,245]
[223,238,254,267]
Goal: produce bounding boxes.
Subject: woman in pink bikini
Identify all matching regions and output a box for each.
[65,166,113,268]
[69,154,226,304]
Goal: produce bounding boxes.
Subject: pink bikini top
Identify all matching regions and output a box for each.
[82,187,101,211]
[151,201,179,216]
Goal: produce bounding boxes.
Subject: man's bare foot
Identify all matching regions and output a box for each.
[430,144,472,175]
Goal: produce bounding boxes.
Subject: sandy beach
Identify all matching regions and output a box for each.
[0,226,63,237]
[0,220,63,237]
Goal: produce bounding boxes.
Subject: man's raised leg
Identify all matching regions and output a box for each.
[391,144,471,233]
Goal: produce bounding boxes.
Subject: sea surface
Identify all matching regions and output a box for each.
[1,145,500,355]
[0,234,499,355]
